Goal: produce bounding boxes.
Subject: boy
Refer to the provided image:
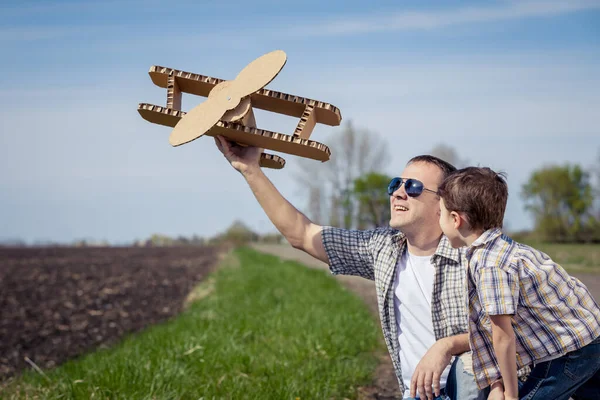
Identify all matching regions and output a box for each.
[437,166,600,400]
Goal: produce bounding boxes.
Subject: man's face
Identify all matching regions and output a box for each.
[389,161,443,234]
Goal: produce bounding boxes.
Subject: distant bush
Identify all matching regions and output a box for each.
[209,220,259,247]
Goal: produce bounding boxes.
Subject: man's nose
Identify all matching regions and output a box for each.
[391,185,407,199]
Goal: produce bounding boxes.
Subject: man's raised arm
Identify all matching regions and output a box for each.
[214,136,329,264]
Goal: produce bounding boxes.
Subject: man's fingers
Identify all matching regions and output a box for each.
[418,384,426,400]
[424,373,433,400]
[214,136,225,152]
[417,371,426,400]
[214,135,229,152]
[216,136,238,160]
[410,370,419,398]
[432,370,441,397]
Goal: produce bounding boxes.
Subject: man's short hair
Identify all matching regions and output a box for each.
[407,155,457,183]
[438,167,508,231]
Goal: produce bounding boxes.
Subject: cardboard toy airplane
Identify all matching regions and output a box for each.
[137,50,342,169]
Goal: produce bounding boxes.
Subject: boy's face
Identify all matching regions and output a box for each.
[438,198,462,248]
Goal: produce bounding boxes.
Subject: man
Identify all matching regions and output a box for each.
[213,136,487,400]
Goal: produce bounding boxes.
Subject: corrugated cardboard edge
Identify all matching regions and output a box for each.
[138,103,330,162]
[148,66,341,126]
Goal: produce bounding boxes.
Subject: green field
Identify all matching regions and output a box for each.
[2,248,382,400]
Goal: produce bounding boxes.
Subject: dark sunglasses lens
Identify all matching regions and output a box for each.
[405,179,424,197]
[387,178,401,195]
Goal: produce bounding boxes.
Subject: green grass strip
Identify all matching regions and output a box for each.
[2,247,381,400]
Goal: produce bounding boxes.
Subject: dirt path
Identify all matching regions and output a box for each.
[252,243,402,400]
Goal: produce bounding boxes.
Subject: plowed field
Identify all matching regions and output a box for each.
[0,246,222,381]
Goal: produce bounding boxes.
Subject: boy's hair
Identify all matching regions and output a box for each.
[438,167,508,230]
[407,155,457,182]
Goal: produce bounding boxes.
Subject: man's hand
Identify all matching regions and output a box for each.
[410,338,452,399]
[214,135,262,175]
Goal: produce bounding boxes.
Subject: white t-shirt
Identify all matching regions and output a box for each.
[394,249,451,399]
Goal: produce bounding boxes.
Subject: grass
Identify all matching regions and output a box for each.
[1,247,381,400]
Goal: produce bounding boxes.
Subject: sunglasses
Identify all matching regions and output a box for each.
[387,177,439,197]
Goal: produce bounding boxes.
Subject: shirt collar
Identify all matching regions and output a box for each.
[433,234,461,264]
[392,230,461,264]
[466,227,503,258]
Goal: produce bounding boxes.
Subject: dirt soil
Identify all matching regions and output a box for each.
[0,245,222,382]
[252,243,600,400]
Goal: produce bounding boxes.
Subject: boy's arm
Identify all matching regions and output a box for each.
[489,314,518,400]
[474,249,520,400]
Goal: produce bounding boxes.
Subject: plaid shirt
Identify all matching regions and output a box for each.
[321,226,468,393]
[465,228,600,389]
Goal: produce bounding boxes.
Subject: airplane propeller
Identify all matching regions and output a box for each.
[169,50,287,146]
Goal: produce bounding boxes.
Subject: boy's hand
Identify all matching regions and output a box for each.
[487,391,504,400]
[487,379,505,400]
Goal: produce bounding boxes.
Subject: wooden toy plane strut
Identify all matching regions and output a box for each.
[137,50,342,169]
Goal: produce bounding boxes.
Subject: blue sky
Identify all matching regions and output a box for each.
[1,0,599,244]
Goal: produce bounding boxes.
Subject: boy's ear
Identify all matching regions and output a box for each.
[450,211,462,229]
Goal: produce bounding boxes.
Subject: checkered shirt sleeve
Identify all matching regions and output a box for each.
[320,226,378,281]
[471,235,520,316]
[474,266,519,316]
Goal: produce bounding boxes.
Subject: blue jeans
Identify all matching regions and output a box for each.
[405,352,487,400]
[519,337,600,400]
[445,352,488,400]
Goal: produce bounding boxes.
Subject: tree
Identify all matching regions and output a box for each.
[353,172,393,229]
[294,120,390,229]
[147,233,174,246]
[521,164,595,242]
[429,143,468,168]
[219,220,259,245]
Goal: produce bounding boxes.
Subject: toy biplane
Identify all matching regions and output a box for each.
[137,50,342,169]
